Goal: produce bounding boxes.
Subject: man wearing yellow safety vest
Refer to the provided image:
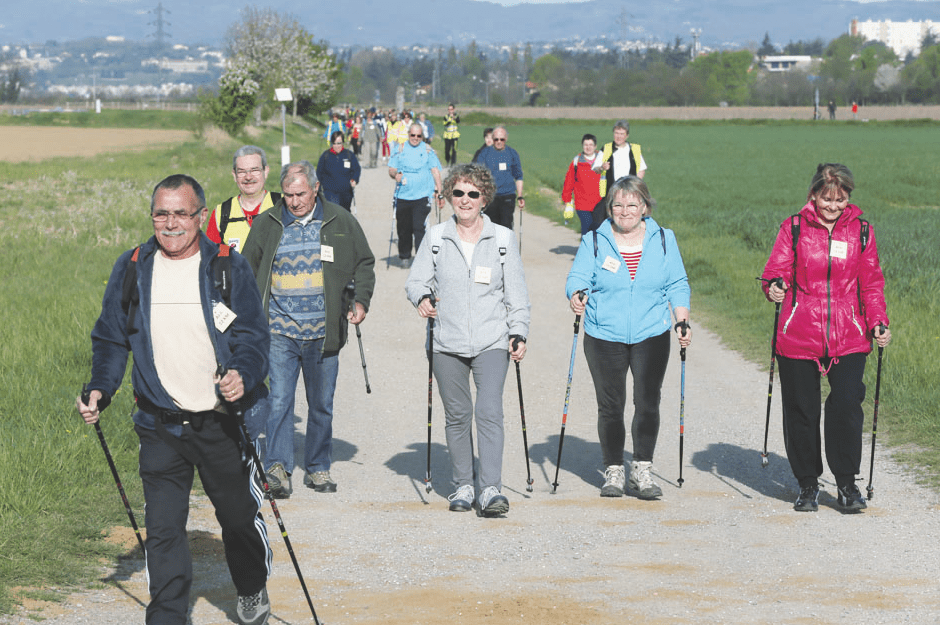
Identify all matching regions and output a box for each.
[590,120,647,230]
[206,146,282,252]
[442,103,460,167]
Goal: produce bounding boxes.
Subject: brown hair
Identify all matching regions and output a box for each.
[443,164,496,206]
[808,163,854,201]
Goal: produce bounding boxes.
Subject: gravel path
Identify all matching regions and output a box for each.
[7,163,939,625]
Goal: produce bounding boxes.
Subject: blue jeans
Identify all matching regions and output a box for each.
[265,332,339,475]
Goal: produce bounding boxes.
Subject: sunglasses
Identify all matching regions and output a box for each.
[493,137,506,142]
[409,133,423,137]
[452,189,481,199]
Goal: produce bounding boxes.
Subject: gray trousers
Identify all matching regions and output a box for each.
[363,140,380,168]
[433,349,509,491]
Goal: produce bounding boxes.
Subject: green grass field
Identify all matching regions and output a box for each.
[0,113,937,615]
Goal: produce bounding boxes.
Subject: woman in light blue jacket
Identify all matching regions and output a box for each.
[406,164,530,517]
[565,176,691,501]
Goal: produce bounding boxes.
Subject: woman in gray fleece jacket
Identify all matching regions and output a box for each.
[405,164,530,517]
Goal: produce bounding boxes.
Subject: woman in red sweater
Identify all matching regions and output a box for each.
[561,134,603,234]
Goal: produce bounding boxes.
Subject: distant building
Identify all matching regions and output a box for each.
[759,55,813,72]
[850,19,939,58]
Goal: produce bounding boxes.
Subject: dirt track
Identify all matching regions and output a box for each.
[3,145,940,625]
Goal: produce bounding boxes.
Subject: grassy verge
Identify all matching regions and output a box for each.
[461,119,940,486]
[0,108,200,130]
[0,119,326,614]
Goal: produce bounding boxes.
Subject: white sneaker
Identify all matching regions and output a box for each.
[447,484,474,512]
[600,464,625,497]
[629,461,663,500]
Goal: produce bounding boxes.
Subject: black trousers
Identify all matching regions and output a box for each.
[777,353,867,489]
[583,331,671,466]
[444,138,458,166]
[396,197,432,258]
[137,416,271,624]
[483,193,516,230]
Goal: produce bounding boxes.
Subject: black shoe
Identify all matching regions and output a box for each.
[794,485,819,512]
[837,483,867,511]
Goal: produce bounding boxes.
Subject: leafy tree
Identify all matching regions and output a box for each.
[220,7,340,120]
[198,67,258,136]
[903,43,940,102]
[688,50,754,104]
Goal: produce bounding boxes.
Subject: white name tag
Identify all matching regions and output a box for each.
[830,240,848,259]
[343,160,351,169]
[499,162,507,171]
[475,266,492,284]
[213,301,237,333]
[602,256,621,273]
[227,238,241,253]
[321,245,334,263]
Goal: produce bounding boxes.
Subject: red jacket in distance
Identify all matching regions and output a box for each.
[561,154,602,213]
[761,201,889,362]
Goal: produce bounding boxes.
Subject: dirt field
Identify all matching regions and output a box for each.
[0,127,192,162]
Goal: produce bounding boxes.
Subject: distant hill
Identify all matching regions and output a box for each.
[3,0,938,50]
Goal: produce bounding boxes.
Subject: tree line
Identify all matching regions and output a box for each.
[199,11,940,137]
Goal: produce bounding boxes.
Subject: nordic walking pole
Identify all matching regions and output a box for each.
[676,321,689,487]
[424,293,437,494]
[866,323,887,500]
[344,279,371,394]
[518,204,523,254]
[81,385,146,556]
[760,277,784,468]
[386,182,401,270]
[220,385,321,625]
[512,337,534,492]
[552,289,585,494]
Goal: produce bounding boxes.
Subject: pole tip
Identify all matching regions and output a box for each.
[866,486,874,501]
[677,478,684,487]
[761,454,769,468]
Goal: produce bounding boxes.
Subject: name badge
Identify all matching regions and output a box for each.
[830,240,848,260]
[602,256,621,273]
[499,162,507,171]
[321,245,334,262]
[227,238,241,253]
[343,160,351,169]
[213,301,237,332]
[475,266,492,284]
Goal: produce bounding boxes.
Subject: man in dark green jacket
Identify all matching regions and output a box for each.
[242,161,375,497]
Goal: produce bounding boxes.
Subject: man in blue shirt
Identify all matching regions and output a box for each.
[388,123,443,267]
[472,125,524,230]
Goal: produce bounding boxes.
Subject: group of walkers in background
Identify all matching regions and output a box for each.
[73,102,892,624]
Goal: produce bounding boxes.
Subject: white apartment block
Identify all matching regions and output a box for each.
[850,19,939,58]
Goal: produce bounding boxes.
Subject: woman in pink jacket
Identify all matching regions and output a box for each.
[761,163,891,513]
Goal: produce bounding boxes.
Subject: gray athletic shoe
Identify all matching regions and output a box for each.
[304,470,337,492]
[478,486,509,517]
[265,463,291,499]
[628,461,663,500]
[794,485,819,512]
[236,586,270,625]
[600,464,626,497]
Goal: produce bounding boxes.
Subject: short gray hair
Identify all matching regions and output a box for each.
[232,145,268,170]
[280,161,318,190]
[150,174,206,212]
[606,175,655,218]
[613,120,630,133]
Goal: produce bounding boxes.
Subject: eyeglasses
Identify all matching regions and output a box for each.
[452,189,481,199]
[152,208,203,223]
[409,133,423,138]
[611,203,643,214]
[332,141,344,145]
[493,137,506,142]
[235,167,264,178]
